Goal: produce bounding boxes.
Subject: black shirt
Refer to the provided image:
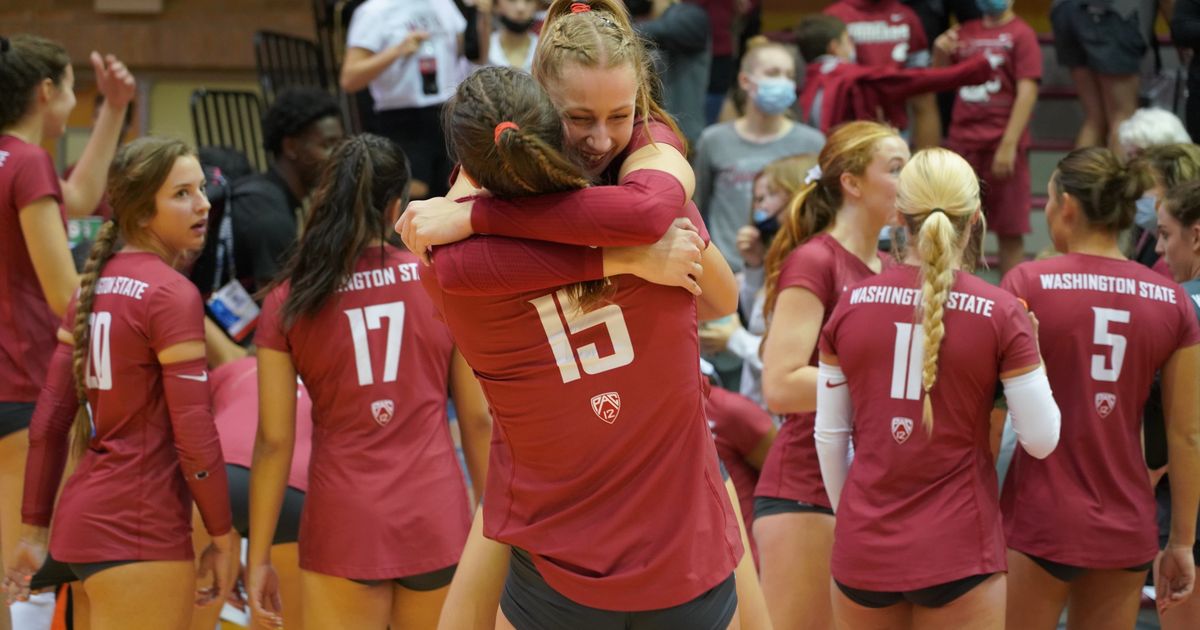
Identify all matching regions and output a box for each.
[229,167,303,294]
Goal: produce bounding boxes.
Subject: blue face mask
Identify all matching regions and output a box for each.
[752,209,781,244]
[753,77,798,115]
[1135,194,1158,231]
[975,0,1008,15]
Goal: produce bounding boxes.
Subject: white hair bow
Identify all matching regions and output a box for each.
[805,165,822,185]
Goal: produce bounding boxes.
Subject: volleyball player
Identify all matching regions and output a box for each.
[0,35,135,628]
[753,120,907,630]
[1001,148,1200,629]
[421,62,742,630]
[5,137,235,630]
[816,148,1061,629]
[247,134,490,630]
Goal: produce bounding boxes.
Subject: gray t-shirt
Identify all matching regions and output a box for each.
[693,121,825,272]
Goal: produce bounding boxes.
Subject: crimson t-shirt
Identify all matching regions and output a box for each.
[1001,254,1200,567]
[211,357,313,492]
[707,385,774,556]
[756,233,881,507]
[820,266,1040,590]
[947,17,1043,147]
[423,204,742,611]
[825,0,929,70]
[0,135,66,402]
[48,252,221,562]
[256,245,470,580]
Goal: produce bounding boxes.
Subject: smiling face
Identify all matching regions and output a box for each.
[141,155,211,258]
[544,60,638,178]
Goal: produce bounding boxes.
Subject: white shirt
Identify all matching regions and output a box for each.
[346,0,467,110]
[487,30,537,72]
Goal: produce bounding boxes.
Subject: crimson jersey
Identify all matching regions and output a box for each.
[820,266,1040,590]
[707,386,773,557]
[423,203,742,612]
[1001,255,1200,567]
[947,17,1042,148]
[756,233,882,507]
[0,135,66,402]
[39,253,223,562]
[211,357,313,492]
[256,245,470,580]
[824,0,929,129]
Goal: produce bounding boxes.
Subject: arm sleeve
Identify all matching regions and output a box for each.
[469,169,687,246]
[162,357,232,536]
[21,342,79,526]
[1014,27,1044,82]
[1002,367,1060,460]
[815,362,852,512]
[430,235,605,296]
[1172,0,1200,47]
[875,55,994,103]
[345,4,383,51]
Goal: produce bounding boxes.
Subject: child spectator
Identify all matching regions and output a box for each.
[935,0,1041,276]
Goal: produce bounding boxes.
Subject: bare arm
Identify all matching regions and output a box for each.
[998,79,1039,153]
[696,242,738,321]
[1157,344,1200,612]
[910,93,942,149]
[61,53,135,218]
[761,287,825,414]
[340,36,426,93]
[436,507,508,630]
[449,349,491,505]
[744,426,778,471]
[19,198,79,317]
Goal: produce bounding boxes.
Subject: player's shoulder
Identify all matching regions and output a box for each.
[784,233,839,269]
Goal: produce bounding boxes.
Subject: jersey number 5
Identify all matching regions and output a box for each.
[345,301,406,386]
[85,311,113,391]
[1091,307,1129,382]
[530,290,634,384]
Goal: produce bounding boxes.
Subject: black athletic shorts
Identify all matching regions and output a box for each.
[227,463,303,545]
[1051,0,1148,75]
[500,548,737,630]
[349,564,457,591]
[372,104,451,198]
[753,495,834,519]
[835,573,994,609]
[0,401,35,439]
[1023,552,1153,582]
[29,554,138,588]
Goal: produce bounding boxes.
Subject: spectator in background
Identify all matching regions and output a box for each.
[1118,107,1192,158]
[1172,0,1200,141]
[692,0,739,123]
[629,0,712,146]
[901,0,982,128]
[228,88,344,300]
[935,0,1041,276]
[340,0,470,199]
[1051,0,1165,151]
[1125,143,1200,271]
[490,0,539,71]
[694,37,825,274]
[825,0,943,148]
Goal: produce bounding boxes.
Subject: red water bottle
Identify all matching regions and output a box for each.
[418,39,438,96]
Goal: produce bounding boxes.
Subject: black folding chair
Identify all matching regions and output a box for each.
[311,0,373,134]
[190,89,269,173]
[253,31,332,105]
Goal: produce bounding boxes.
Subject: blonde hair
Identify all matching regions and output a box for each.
[71,137,195,455]
[895,148,981,432]
[533,0,686,153]
[762,121,899,322]
[755,154,818,215]
[740,35,796,74]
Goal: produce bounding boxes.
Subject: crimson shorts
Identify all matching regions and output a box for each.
[947,140,1032,237]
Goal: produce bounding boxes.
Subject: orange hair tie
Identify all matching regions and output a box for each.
[494,121,520,145]
[570,2,591,12]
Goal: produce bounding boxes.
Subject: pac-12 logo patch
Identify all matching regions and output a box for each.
[590,392,621,424]
[1095,393,1116,418]
[891,417,914,444]
[371,399,395,426]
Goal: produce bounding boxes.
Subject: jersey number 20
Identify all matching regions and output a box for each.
[530,290,634,383]
[344,301,406,386]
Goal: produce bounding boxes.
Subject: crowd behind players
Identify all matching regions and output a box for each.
[3,0,1200,629]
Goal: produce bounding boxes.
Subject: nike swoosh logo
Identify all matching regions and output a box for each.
[177,373,208,382]
[825,380,847,388]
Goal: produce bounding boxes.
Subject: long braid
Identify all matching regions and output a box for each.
[916,212,956,432]
[70,220,120,456]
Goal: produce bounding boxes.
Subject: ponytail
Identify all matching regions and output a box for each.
[70,221,120,456]
[916,212,956,432]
